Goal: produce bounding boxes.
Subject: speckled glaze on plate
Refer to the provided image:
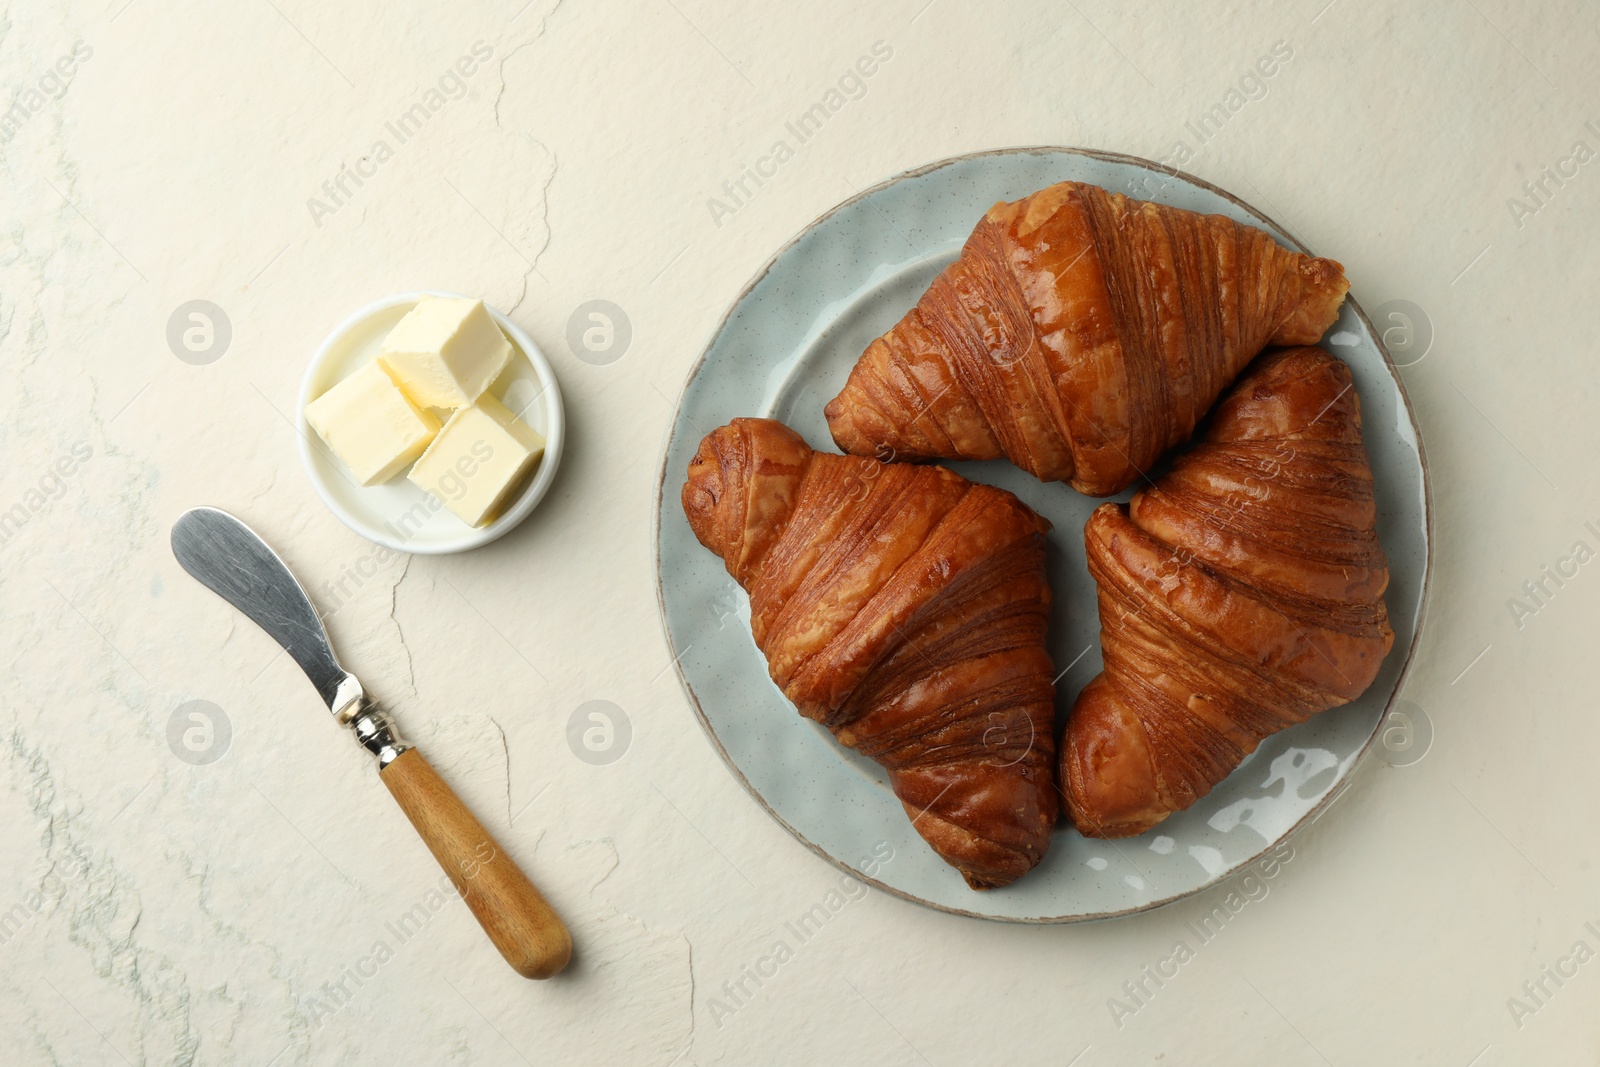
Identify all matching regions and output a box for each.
[653,147,1431,922]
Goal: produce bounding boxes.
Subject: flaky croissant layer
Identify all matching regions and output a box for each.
[683,418,1058,889]
[825,180,1349,496]
[1063,347,1393,838]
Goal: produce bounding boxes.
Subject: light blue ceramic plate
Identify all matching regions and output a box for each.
[653,147,1431,922]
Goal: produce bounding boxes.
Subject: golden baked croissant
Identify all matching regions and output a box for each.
[825,180,1350,496]
[1063,347,1392,838]
[682,418,1057,889]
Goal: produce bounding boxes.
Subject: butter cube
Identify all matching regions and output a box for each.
[304,362,440,486]
[378,297,512,410]
[408,393,545,527]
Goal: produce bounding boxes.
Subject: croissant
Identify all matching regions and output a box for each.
[825,180,1350,496]
[1062,347,1393,838]
[682,418,1058,889]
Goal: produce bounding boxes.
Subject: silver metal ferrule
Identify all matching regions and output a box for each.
[345,699,413,769]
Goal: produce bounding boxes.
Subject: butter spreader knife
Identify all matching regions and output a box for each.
[171,506,571,979]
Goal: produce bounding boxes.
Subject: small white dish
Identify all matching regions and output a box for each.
[297,291,564,554]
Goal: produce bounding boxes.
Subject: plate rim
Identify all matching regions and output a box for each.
[296,289,566,555]
[651,145,1435,922]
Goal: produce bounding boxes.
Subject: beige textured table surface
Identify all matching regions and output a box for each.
[2,0,1596,1063]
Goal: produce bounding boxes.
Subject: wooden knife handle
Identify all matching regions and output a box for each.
[380,748,571,979]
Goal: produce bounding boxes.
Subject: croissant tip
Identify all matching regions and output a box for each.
[958,861,1038,891]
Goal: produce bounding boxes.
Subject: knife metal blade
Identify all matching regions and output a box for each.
[170,506,363,716]
[169,505,571,978]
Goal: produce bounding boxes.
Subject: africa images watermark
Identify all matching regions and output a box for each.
[706,841,895,1028]
[1106,842,1295,1030]
[1506,120,1600,231]
[567,700,632,765]
[705,41,894,228]
[300,869,468,1027]
[316,541,406,621]
[0,848,93,948]
[1506,917,1600,1030]
[1504,520,1600,631]
[306,41,495,227]
[0,41,92,143]
[0,443,92,552]
[1152,39,1295,179]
